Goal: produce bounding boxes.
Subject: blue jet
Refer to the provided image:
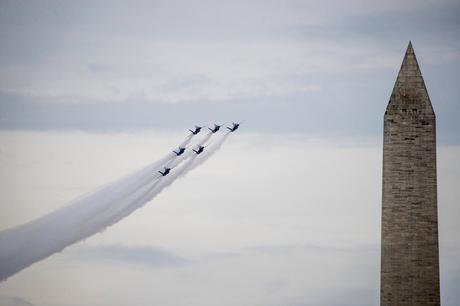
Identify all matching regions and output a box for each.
[173,147,186,156]
[208,124,223,133]
[227,122,240,132]
[189,126,203,135]
[158,167,171,176]
[192,145,206,155]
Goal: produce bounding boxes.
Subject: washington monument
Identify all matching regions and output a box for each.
[381,42,440,306]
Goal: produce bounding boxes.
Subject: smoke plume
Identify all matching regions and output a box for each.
[0,130,232,281]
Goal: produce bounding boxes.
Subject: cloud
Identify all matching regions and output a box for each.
[245,243,378,255]
[1,1,459,144]
[0,0,459,103]
[70,244,189,267]
[0,131,458,305]
[0,1,459,304]
[0,296,37,306]
[264,278,289,295]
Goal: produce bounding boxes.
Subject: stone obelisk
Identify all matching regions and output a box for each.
[381,42,440,306]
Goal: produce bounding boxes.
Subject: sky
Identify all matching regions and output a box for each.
[0,0,459,141]
[0,1,459,306]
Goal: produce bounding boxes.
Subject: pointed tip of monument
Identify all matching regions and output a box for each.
[398,40,421,78]
[386,40,434,115]
[405,41,414,56]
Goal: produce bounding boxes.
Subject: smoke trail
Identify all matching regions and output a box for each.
[93,132,218,225]
[0,156,171,280]
[178,134,193,147]
[0,131,229,281]
[115,133,231,219]
[185,132,230,175]
[109,132,225,222]
[0,137,180,279]
[166,132,213,169]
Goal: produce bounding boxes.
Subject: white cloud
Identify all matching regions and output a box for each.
[1,0,458,103]
[0,130,458,305]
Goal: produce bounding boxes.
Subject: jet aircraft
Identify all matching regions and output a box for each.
[189,126,203,135]
[173,147,186,156]
[192,145,206,155]
[227,122,241,132]
[208,124,223,133]
[158,167,171,176]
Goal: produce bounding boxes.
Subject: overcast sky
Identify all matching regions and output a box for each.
[0,1,459,306]
[0,0,459,141]
[0,131,459,306]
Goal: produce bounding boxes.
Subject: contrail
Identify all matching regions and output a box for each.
[185,132,230,175]
[166,132,213,169]
[114,132,230,222]
[177,134,193,149]
[0,131,231,281]
[88,132,228,225]
[0,153,172,281]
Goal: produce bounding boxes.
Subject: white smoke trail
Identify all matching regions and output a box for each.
[0,152,172,281]
[178,134,193,148]
[114,133,231,219]
[89,131,214,227]
[166,132,213,169]
[185,132,230,175]
[0,131,231,281]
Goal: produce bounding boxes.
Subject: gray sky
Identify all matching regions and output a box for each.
[0,131,459,306]
[0,1,459,306]
[0,0,459,141]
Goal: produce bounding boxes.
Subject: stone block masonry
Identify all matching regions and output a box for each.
[381,42,440,306]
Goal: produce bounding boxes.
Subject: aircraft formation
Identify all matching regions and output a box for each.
[157,122,242,177]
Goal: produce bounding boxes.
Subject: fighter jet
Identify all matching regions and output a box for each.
[227,122,240,132]
[208,124,223,133]
[158,167,171,176]
[192,145,206,155]
[189,126,203,135]
[173,147,186,156]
